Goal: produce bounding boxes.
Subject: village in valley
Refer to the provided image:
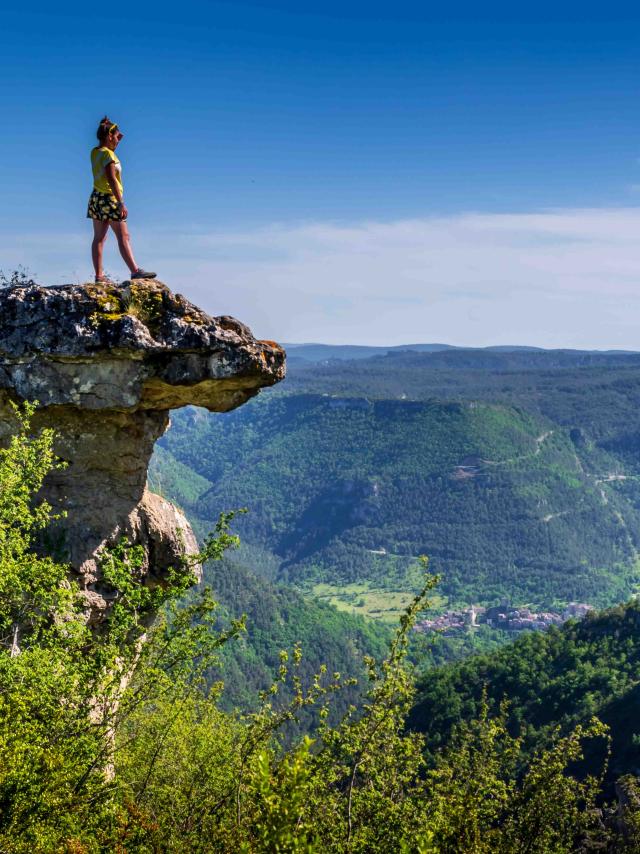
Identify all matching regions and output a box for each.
[415,601,594,636]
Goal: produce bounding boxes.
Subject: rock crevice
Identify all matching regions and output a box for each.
[0,280,285,623]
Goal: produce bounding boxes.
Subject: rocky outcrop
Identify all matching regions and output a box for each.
[0,279,285,624]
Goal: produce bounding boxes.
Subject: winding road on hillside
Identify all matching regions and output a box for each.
[453,430,555,478]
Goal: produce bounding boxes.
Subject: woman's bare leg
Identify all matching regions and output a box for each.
[110,221,138,275]
[91,221,110,278]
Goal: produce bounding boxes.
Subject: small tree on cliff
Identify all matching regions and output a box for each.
[0,402,72,655]
[0,405,245,851]
[0,403,107,848]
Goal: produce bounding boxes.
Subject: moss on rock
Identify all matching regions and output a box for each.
[87,281,169,333]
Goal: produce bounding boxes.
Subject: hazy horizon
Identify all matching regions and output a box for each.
[283,340,640,353]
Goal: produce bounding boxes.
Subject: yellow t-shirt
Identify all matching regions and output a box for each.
[91,146,123,196]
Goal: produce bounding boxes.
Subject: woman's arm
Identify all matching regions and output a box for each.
[104,162,128,218]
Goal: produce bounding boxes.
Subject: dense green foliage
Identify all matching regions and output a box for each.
[4,411,640,851]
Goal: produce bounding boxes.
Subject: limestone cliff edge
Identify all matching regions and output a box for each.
[0,279,286,624]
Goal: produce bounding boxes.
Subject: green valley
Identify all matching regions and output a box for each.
[148,347,640,761]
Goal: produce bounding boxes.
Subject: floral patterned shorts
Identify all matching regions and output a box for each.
[86,190,125,222]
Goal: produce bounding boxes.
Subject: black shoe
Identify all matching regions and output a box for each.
[131,268,157,279]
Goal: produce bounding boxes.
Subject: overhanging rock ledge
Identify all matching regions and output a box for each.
[0,279,286,624]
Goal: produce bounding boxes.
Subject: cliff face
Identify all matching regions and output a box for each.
[0,279,285,624]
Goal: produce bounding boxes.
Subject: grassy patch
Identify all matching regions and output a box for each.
[311,582,447,623]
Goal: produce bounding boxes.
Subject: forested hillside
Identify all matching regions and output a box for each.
[286,349,640,441]
[152,368,640,607]
[409,599,640,792]
[200,556,391,725]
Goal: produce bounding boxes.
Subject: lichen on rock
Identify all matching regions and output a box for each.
[0,279,285,624]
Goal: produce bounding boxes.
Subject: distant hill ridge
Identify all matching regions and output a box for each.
[285,342,639,364]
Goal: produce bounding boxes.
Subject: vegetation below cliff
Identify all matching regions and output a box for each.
[4,413,640,852]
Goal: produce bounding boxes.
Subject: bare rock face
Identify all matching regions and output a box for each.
[0,280,285,624]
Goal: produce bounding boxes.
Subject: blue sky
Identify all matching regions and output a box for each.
[3,1,640,347]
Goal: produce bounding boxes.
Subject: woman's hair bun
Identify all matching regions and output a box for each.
[96,116,115,143]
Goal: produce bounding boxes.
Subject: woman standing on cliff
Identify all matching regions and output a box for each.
[87,117,156,283]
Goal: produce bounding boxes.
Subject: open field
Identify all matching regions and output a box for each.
[311,582,447,623]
